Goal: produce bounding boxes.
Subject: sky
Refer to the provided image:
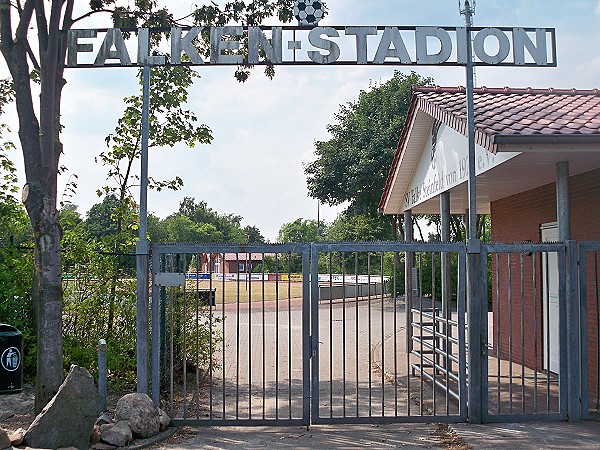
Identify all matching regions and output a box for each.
[3,1,600,241]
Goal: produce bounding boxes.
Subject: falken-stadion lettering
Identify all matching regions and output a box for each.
[66,26,556,68]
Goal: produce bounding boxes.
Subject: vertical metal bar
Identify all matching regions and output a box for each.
[222,253,226,419]
[558,248,569,417]
[329,252,333,417]
[521,253,526,414]
[440,191,452,416]
[566,240,581,421]
[98,339,107,413]
[249,252,253,419]
[287,253,292,419]
[458,249,468,419]
[262,253,266,419]
[302,246,311,425]
[169,257,174,417]
[151,248,160,405]
[556,162,571,242]
[545,251,551,413]
[496,253,501,415]
[182,255,188,419]
[355,252,360,417]
[594,252,600,412]
[194,254,200,419]
[419,253,424,416]
[208,254,213,419]
[381,252,385,416]
[404,212,413,417]
[480,246,489,420]
[533,252,539,414]
[342,252,347,417]
[508,253,513,414]
[275,253,280,419]
[311,245,321,422]
[160,255,166,390]
[368,252,373,416]
[136,64,151,395]
[578,247,588,418]
[235,253,240,419]
[432,251,436,416]
[463,1,484,424]
[393,252,399,417]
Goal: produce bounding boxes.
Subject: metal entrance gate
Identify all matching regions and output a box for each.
[151,244,311,426]
[310,242,467,424]
[151,242,468,426]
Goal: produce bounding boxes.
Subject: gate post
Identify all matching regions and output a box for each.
[467,241,484,424]
[404,210,413,354]
[566,240,581,422]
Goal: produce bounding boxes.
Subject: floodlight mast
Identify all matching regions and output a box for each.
[460,0,484,425]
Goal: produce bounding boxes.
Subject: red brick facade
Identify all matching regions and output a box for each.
[490,167,600,397]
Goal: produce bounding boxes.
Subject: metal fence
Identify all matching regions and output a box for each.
[149,240,597,425]
[578,242,600,419]
[481,243,568,422]
[151,244,311,426]
[310,242,467,424]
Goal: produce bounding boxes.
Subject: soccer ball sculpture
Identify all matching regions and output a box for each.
[294,0,326,26]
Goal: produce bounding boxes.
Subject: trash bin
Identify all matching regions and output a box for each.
[0,324,23,394]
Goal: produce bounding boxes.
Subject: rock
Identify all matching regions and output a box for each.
[0,429,10,450]
[90,443,117,450]
[114,393,159,438]
[90,425,101,445]
[158,408,171,432]
[9,428,25,446]
[96,412,113,426]
[24,365,100,449]
[100,421,132,448]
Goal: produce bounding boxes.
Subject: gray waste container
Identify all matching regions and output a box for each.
[0,324,23,394]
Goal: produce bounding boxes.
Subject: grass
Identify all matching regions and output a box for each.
[184,280,304,304]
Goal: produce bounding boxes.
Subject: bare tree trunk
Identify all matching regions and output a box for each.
[26,188,64,413]
[1,0,72,413]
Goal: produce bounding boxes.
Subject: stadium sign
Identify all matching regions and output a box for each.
[66,26,557,68]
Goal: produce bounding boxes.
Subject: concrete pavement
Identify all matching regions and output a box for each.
[158,420,600,449]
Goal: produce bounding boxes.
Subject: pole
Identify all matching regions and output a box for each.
[98,339,107,413]
[461,0,483,424]
[136,64,151,394]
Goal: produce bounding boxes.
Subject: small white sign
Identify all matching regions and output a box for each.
[1,347,21,372]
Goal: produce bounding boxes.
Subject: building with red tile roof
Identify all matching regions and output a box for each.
[379,86,600,405]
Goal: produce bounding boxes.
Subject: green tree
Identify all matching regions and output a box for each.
[176,197,247,243]
[243,225,266,243]
[277,218,320,243]
[326,213,386,242]
[0,0,296,410]
[305,71,433,240]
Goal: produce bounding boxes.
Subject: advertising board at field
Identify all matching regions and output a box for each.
[66,26,556,68]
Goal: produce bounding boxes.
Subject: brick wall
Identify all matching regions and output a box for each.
[490,167,600,401]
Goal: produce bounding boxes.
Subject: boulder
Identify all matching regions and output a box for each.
[96,412,113,426]
[9,428,25,446]
[114,393,160,438]
[90,443,117,450]
[100,421,132,447]
[24,365,100,449]
[158,408,171,432]
[0,429,10,450]
[90,425,101,445]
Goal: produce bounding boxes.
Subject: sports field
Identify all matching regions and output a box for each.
[184,279,304,304]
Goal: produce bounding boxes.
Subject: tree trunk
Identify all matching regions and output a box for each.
[1,0,70,413]
[25,185,64,413]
